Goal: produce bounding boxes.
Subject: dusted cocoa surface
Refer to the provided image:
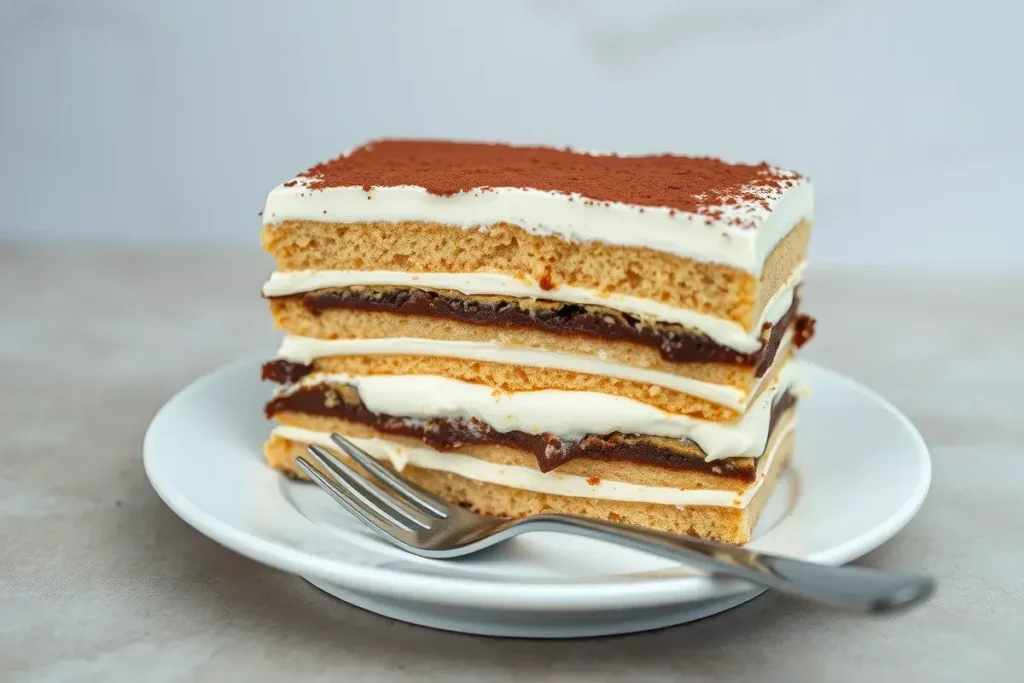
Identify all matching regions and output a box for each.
[296,139,803,224]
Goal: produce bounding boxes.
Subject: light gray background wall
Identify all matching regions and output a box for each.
[1,0,1021,268]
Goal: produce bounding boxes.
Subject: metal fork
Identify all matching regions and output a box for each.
[296,434,934,613]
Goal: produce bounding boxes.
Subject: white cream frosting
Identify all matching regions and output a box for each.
[279,360,799,460]
[261,262,806,351]
[272,418,796,509]
[275,330,794,411]
[262,177,813,275]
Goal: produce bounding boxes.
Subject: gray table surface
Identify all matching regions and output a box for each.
[2,245,1021,682]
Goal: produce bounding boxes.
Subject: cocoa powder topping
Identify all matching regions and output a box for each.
[296,139,803,223]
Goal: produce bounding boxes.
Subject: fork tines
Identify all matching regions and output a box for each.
[296,433,451,539]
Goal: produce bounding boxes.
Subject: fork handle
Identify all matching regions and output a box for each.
[521,515,934,612]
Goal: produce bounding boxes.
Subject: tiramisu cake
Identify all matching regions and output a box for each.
[260,140,814,544]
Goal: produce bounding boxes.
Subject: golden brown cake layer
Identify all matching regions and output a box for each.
[271,411,754,491]
[268,286,812,376]
[261,218,811,328]
[267,307,807,399]
[264,428,795,544]
[265,380,796,477]
[262,351,788,421]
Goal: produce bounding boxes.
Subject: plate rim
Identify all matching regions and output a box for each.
[144,355,931,610]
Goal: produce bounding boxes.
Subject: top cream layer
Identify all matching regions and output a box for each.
[262,178,813,275]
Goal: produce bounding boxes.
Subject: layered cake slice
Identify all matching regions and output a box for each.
[260,140,815,544]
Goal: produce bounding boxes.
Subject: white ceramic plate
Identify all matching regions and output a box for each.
[144,356,930,638]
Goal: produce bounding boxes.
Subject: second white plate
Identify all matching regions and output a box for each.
[144,357,930,637]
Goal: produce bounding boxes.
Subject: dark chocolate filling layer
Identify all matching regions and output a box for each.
[266,386,796,481]
[263,360,316,385]
[269,285,815,372]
